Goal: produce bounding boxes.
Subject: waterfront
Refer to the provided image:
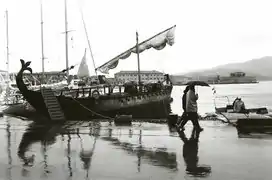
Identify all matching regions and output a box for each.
[1,82,272,179]
[171,81,272,115]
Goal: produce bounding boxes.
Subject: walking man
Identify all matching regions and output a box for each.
[176,86,190,127]
[178,85,203,132]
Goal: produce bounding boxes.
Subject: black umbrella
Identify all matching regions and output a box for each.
[185,81,210,87]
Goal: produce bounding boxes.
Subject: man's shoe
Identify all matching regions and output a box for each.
[176,125,185,131]
[196,127,204,132]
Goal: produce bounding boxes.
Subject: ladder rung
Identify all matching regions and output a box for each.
[49,114,64,118]
[47,107,61,110]
[44,99,58,102]
[46,104,60,107]
[49,111,63,115]
[49,115,63,118]
[50,115,64,119]
[49,110,64,114]
[45,102,60,106]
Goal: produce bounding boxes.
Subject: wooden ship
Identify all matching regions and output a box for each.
[16,24,176,121]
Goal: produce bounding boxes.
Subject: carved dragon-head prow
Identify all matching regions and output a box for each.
[16,59,33,92]
[19,59,33,74]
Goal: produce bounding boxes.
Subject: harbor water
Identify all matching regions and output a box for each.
[172,81,272,115]
[1,81,272,180]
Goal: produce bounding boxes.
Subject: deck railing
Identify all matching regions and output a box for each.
[54,83,171,98]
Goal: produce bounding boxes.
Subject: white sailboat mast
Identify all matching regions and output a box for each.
[5,10,9,83]
[64,0,69,78]
[40,0,45,83]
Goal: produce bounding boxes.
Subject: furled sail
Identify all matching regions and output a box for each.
[77,48,90,78]
[96,25,176,74]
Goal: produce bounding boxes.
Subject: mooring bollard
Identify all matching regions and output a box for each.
[167,113,178,126]
[114,114,132,126]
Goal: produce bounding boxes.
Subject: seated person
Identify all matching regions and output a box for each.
[233,98,246,113]
[232,97,239,108]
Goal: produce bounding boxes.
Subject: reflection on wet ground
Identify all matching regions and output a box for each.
[178,128,211,177]
[1,116,272,180]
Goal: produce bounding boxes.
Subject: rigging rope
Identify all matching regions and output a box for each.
[77,1,98,79]
[70,96,114,120]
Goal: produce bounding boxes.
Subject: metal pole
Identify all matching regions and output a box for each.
[5,10,9,84]
[40,0,45,84]
[136,32,141,85]
[5,10,10,104]
[64,0,69,79]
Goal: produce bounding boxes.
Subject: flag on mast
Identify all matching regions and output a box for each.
[96,25,176,74]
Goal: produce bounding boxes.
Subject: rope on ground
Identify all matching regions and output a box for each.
[70,96,114,120]
[219,113,231,123]
[244,112,250,118]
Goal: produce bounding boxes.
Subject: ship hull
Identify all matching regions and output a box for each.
[21,88,173,121]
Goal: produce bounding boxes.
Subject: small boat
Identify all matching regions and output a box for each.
[214,95,271,123]
[221,112,272,124]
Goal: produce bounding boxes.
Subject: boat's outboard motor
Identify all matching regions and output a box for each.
[256,108,268,114]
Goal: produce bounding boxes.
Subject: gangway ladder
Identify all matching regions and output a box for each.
[41,87,65,121]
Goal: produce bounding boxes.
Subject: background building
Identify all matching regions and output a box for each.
[0,70,9,81]
[207,71,257,84]
[114,70,164,84]
[21,72,66,85]
[169,75,193,85]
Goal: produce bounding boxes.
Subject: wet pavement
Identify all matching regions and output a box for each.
[0,116,272,180]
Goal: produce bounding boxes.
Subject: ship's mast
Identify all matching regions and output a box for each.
[4,10,10,105]
[40,0,45,84]
[64,0,69,79]
[5,10,9,84]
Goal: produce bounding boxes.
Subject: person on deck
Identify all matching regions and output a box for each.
[178,85,203,132]
[233,98,246,113]
[232,97,239,109]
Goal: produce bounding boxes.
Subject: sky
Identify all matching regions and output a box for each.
[0,0,272,77]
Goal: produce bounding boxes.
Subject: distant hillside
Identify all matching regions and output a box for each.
[180,56,272,81]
